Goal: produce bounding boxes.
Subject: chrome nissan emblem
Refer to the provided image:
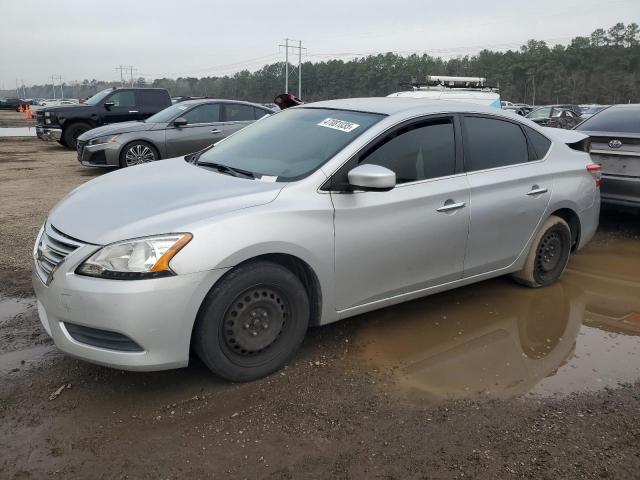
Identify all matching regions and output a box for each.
[609,139,623,149]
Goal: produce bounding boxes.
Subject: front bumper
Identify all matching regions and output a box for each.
[32,249,229,371]
[36,125,62,142]
[77,140,122,167]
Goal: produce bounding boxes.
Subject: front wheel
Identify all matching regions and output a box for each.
[119,141,158,167]
[63,123,90,150]
[194,261,310,381]
[512,215,572,288]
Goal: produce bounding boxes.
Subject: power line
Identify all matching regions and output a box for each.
[278,39,306,96]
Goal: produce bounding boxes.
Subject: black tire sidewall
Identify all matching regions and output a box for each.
[532,221,571,286]
[64,123,90,150]
[194,261,309,381]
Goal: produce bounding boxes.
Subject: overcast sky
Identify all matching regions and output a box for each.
[0,0,638,89]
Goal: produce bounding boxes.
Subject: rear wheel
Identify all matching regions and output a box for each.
[512,215,572,288]
[119,141,158,168]
[194,261,309,381]
[63,123,90,150]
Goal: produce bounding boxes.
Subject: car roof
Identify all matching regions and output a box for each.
[177,99,272,108]
[299,97,509,117]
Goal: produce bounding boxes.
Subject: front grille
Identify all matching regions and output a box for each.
[64,323,144,352]
[35,224,87,285]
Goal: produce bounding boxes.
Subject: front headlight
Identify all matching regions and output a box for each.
[88,134,119,146]
[76,233,192,279]
[44,111,50,117]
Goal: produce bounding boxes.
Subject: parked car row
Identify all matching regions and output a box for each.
[77,99,273,167]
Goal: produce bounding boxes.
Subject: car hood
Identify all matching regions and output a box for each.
[48,157,285,245]
[78,121,157,140]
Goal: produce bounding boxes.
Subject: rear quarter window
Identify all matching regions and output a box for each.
[523,126,552,159]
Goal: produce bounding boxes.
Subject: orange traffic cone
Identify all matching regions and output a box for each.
[18,104,23,113]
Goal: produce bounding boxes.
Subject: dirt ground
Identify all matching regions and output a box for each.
[1,118,640,479]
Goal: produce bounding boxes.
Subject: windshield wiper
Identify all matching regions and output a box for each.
[197,160,255,179]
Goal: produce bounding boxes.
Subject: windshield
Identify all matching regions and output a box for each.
[84,89,114,106]
[146,103,191,123]
[197,108,384,181]
[581,106,604,115]
[576,106,640,133]
[527,107,551,119]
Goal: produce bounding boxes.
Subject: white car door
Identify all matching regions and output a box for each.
[330,116,470,311]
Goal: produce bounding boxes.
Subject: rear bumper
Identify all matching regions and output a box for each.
[36,125,62,142]
[601,175,640,207]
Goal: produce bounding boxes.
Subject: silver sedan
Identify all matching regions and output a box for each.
[76,99,274,168]
[33,98,601,381]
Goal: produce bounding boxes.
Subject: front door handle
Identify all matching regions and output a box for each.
[526,186,548,196]
[437,201,466,213]
[128,110,139,113]
[211,129,222,134]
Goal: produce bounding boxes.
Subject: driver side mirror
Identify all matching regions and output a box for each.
[103,101,115,110]
[347,164,396,191]
[173,117,188,127]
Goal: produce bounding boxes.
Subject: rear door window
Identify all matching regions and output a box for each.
[528,107,551,120]
[141,90,168,108]
[463,116,529,171]
[223,103,255,122]
[254,107,270,119]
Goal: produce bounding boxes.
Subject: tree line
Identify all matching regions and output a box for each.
[7,23,639,106]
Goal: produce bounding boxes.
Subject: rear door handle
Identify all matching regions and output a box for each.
[211,129,222,134]
[526,186,548,196]
[437,201,466,212]
[128,110,139,113]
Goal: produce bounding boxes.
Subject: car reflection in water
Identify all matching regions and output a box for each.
[356,237,640,400]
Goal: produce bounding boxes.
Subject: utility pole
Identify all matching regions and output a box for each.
[49,75,56,99]
[298,40,302,98]
[278,39,306,95]
[129,66,137,87]
[54,76,64,99]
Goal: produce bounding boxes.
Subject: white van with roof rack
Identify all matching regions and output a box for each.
[388,75,501,108]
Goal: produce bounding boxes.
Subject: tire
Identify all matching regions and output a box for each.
[119,141,158,168]
[63,123,90,150]
[512,215,572,288]
[194,261,310,381]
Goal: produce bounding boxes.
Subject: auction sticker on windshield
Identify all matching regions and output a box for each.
[317,118,360,133]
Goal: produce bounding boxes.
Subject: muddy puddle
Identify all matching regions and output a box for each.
[355,237,640,401]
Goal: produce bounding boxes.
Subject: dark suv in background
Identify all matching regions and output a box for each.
[36,87,171,149]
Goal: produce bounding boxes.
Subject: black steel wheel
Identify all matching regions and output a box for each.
[194,261,310,381]
[512,215,572,288]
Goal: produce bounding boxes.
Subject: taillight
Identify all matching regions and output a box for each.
[587,164,601,187]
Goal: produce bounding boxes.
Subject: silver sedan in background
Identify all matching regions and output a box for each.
[76,99,274,168]
[34,98,601,381]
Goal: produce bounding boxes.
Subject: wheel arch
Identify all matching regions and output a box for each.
[548,207,581,251]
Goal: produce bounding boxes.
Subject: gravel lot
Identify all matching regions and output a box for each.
[1,115,640,479]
